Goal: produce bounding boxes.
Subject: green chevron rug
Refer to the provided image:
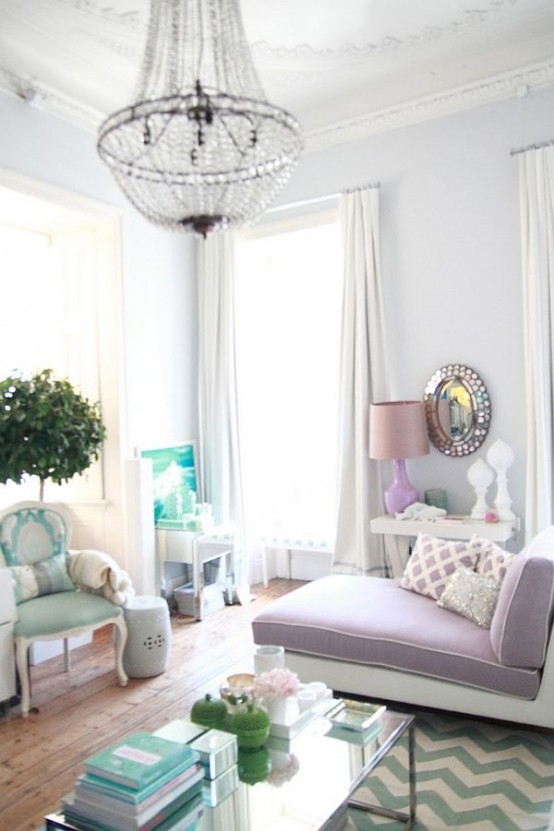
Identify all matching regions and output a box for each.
[346,710,554,831]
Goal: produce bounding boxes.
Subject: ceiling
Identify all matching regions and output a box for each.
[0,0,553,152]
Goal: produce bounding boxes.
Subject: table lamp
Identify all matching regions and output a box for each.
[369,401,430,515]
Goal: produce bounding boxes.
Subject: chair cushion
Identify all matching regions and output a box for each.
[10,551,74,603]
[490,555,554,668]
[0,506,67,566]
[14,591,123,638]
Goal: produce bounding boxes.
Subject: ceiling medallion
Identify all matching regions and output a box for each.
[97,0,303,237]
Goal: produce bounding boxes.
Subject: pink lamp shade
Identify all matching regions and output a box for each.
[369,401,430,515]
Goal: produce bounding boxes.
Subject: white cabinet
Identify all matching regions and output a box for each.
[0,568,16,703]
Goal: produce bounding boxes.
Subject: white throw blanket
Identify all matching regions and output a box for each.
[68,549,135,605]
[395,502,447,520]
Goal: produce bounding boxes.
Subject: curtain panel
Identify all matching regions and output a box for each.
[334,187,391,575]
[197,234,247,590]
[519,147,554,540]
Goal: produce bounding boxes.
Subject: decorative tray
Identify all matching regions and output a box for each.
[328,699,386,732]
[269,697,340,740]
[326,719,383,746]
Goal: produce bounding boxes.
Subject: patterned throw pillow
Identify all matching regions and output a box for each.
[10,551,74,604]
[437,567,501,628]
[400,534,479,600]
[472,535,515,582]
[1,506,67,566]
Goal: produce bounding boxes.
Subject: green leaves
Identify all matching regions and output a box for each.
[0,369,107,496]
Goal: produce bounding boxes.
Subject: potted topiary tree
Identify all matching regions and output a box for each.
[0,368,107,501]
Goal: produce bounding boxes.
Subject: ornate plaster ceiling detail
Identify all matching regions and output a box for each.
[0,0,553,147]
[52,0,143,29]
[250,0,522,63]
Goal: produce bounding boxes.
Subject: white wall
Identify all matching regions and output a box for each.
[0,91,198,564]
[275,85,554,542]
[2,83,553,555]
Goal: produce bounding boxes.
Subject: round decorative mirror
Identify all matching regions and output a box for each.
[423,364,491,456]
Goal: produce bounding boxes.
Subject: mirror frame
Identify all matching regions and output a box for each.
[423,364,491,456]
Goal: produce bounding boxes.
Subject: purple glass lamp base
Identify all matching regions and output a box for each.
[384,459,419,515]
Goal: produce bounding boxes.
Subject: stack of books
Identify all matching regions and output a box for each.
[173,583,225,618]
[51,731,205,831]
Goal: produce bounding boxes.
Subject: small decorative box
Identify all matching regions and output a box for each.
[190,729,238,780]
[202,763,239,806]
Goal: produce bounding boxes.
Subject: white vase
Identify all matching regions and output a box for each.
[254,645,285,675]
[467,458,494,519]
[486,439,516,521]
[265,696,299,726]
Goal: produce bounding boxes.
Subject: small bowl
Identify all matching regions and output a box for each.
[220,673,256,709]
[227,673,255,687]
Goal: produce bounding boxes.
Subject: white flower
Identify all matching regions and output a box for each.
[254,667,299,700]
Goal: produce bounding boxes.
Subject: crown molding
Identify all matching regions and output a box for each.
[305,59,554,153]
[1,58,554,151]
[0,66,103,133]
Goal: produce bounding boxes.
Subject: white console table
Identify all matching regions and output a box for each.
[156,528,233,621]
[371,515,519,577]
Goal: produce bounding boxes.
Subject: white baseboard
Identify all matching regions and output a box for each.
[29,633,92,665]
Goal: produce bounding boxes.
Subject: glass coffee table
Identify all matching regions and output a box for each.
[45,705,415,831]
[224,707,416,830]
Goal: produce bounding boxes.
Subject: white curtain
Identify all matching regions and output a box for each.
[334,187,391,575]
[197,233,247,591]
[519,147,554,540]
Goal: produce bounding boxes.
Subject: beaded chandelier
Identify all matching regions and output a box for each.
[97,0,303,237]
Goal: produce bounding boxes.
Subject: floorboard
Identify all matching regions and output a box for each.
[0,579,303,831]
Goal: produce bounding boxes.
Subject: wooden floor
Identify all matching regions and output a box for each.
[0,579,304,831]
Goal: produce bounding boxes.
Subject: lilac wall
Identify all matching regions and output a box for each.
[275,86,554,535]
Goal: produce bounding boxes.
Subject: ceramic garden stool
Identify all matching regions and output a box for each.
[122,595,171,678]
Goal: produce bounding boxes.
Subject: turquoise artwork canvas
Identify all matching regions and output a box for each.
[140,442,200,526]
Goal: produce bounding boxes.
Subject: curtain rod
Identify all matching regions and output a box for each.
[510,137,554,156]
[266,182,381,214]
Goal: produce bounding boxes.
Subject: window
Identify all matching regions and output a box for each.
[0,179,123,509]
[0,222,104,503]
[235,211,342,546]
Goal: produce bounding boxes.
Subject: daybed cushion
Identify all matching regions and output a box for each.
[490,555,554,668]
[252,574,541,699]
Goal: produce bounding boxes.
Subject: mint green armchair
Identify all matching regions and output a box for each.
[0,501,128,717]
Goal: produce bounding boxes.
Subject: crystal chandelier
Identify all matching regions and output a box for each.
[97,0,303,237]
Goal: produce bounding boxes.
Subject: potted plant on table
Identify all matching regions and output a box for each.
[0,368,106,500]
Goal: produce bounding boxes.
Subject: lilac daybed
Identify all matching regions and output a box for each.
[252,532,554,729]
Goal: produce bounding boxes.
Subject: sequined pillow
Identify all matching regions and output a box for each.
[9,552,74,604]
[437,567,501,628]
[471,535,515,582]
[399,534,479,600]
